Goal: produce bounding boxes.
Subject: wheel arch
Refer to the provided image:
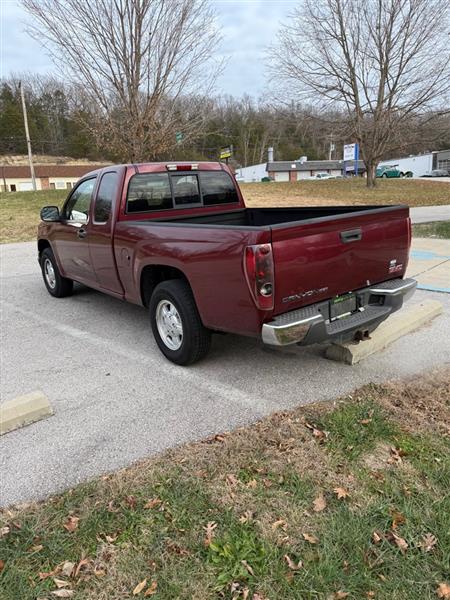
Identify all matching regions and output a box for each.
[140,264,193,307]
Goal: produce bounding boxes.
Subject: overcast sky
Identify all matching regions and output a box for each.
[1,0,294,97]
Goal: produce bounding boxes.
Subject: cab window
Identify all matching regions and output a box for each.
[200,171,239,205]
[172,174,201,206]
[64,178,96,223]
[94,172,117,222]
[126,173,173,213]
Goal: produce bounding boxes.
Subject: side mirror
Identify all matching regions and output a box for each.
[40,206,60,222]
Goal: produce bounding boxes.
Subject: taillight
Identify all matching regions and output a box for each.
[244,243,274,310]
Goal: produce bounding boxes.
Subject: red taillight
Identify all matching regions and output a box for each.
[244,243,274,310]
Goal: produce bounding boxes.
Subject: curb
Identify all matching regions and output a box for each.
[0,391,53,435]
[325,299,443,365]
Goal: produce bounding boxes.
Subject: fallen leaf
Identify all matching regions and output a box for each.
[360,418,372,425]
[305,422,327,441]
[133,578,147,595]
[28,544,44,552]
[74,558,89,578]
[302,532,318,544]
[390,509,406,529]
[61,561,75,577]
[284,554,303,570]
[51,591,74,598]
[366,592,375,598]
[387,531,408,553]
[203,521,217,547]
[241,559,255,576]
[63,516,79,533]
[107,501,119,513]
[313,493,327,512]
[53,578,70,588]
[144,498,162,509]
[105,534,117,543]
[272,519,287,530]
[144,581,158,596]
[226,473,238,486]
[165,540,189,555]
[420,533,437,552]
[333,487,350,500]
[334,592,350,599]
[125,495,137,509]
[39,567,60,580]
[437,583,450,599]
[372,531,382,544]
[247,478,258,489]
[0,560,4,573]
[239,511,253,524]
[0,526,10,538]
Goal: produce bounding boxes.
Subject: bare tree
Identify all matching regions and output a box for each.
[269,0,450,186]
[22,0,220,161]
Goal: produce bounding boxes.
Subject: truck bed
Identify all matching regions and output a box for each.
[148,205,395,228]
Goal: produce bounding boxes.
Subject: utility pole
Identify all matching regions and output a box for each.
[328,139,335,161]
[19,82,37,191]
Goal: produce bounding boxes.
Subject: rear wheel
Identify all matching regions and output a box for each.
[149,279,211,365]
[382,173,388,178]
[40,247,73,297]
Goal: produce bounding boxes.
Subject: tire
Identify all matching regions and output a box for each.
[382,173,388,178]
[40,247,73,298]
[149,279,211,365]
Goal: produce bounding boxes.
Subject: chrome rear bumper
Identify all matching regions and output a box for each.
[262,278,417,346]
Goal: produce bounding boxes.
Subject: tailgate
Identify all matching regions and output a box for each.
[271,207,411,315]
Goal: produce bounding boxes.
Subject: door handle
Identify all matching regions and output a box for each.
[77,227,88,239]
[340,228,362,243]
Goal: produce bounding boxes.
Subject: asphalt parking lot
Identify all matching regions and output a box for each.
[1,241,450,507]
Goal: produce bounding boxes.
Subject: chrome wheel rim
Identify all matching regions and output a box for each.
[155,300,183,351]
[44,258,56,289]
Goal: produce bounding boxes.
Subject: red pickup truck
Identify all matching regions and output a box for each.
[38,162,416,365]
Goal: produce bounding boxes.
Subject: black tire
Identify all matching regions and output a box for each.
[382,173,388,178]
[40,247,73,298]
[149,279,211,365]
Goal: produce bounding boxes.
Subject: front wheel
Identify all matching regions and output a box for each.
[40,247,73,297]
[382,173,388,178]
[149,279,211,365]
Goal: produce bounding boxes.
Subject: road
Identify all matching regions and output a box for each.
[1,242,450,507]
[410,205,450,224]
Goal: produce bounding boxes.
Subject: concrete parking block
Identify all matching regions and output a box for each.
[0,391,53,435]
[325,299,443,365]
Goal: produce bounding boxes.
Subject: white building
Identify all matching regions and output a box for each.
[235,162,268,183]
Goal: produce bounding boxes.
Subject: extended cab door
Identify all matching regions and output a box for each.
[87,169,124,295]
[52,177,98,284]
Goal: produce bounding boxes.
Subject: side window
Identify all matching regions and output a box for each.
[64,178,96,223]
[200,171,239,206]
[172,174,201,206]
[127,173,173,213]
[95,172,118,223]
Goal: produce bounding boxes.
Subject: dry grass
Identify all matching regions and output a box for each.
[240,179,450,207]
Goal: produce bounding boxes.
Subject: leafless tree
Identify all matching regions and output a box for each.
[22,0,221,161]
[269,0,450,186]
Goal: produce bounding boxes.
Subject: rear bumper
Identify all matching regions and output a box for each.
[261,278,417,346]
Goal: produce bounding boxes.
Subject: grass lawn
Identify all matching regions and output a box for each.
[0,190,67,244]
[241,179,450,208]
[1,179,449,243]
[413,221,450,239]
[1,369,449,600]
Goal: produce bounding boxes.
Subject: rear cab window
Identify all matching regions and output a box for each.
[125,169,239,214]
